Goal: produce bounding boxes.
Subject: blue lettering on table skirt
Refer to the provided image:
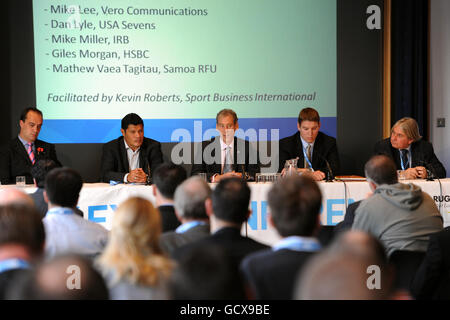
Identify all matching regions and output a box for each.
[248,201,268,231]
[88,204,117,223]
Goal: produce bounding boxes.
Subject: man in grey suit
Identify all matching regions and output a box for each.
[159,176,211,257]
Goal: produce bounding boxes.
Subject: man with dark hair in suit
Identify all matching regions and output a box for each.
[30,159,60,218]
[374,117,446,179]
[0,107,61,185]
[190,108,260,182]
[169,244,247,300]
[152,163,187,232]
[278,107,340,181]
[175,178,268,268]
[100,113,163,183]
[160,176,211,256]
[0,203,45,299]
[240,175,323,299]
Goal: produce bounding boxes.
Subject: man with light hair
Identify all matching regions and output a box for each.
[295,231,394,300]
[191,108,260,182]
[159,176,211,257]
[0,188,34,207]
[374,117,446,178]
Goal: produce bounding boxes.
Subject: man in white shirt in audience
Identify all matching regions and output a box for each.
[43,167,108,260]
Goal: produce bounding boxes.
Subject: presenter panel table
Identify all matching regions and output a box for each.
[4,179,449,246]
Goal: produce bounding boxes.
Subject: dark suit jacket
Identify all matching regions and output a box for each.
[0,138,60,185]
[334,201,362,235]
[158,205,181,233]
[174,227,269,268]
[159,223,210,257]
[30,188,48,219]
[100,136,163,183]
[278,132,340,176]
[411,227,450,299]
[0,268,30,300]
[240,248,317,300]
[374,138,446,178]
[190,137,260,181]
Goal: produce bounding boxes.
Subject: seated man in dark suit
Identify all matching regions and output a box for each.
[30,159,60,218]
[374,117,446,179]
[159,176,211,257]
[100,113,163,183]
[190,109,260,182]
[278,107,340,181]
[174,178,268,268]
[240,175,322,299]
[152,163,187,232]
[0,107,61,185]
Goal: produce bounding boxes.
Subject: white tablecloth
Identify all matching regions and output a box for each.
[5,179,450,246]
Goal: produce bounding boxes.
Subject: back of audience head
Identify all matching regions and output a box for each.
[169,244,247,300]
[0,203,45,261]
[7,254,109,300]
[31,159,60,188]
[296,231,394,300]
[268,175,322,237]
[153,163,187,200]
[98,197,172,286]
[0,188,34,207]
[211,177,251,225]
[174,176,211,221]
[364,155,398,187]
[44,167,83,208]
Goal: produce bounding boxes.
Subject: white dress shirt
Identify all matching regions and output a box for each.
[123,140,141,183]
[43,207,109,260]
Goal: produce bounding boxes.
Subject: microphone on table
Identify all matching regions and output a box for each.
[315,152,334,182]
[145,160,152,185]
[241,164,251,181]
[417,159,436,181]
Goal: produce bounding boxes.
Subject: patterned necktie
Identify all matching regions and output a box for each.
[304,144,312,169]
[400,149,409,169]
[27,143,35,165]
[223,146,233,174]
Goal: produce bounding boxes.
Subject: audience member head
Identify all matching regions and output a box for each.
[211,177,251,226]
[152,163,187,201]
[44,167,83,208]
[0,203,45,260]
[19,107,43,144]
[295,231,393,300]
[0,188,34,207]
[169,244,246,299]
[364,155,398,188]
[7,254,109,300]
[390,117,422,149]
[121,113,144,151]
[98,197,172,286]
[297,107,321,144]
[31,159,60,188]
[174,176,211,221]
[268,175,322,237]
[216,108,238,145]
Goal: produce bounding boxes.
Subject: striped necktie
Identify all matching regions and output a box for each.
[27,143,35,165]
[223,146,233,174]
[304,144,312,169]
